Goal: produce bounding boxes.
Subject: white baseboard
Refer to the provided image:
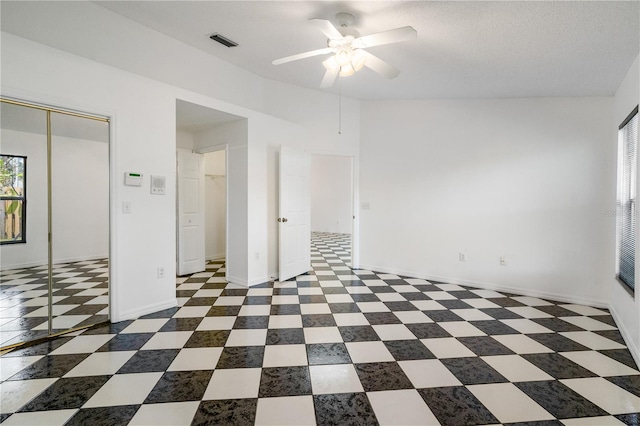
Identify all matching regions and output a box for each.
[363,263,638,367]
[609,304,640,368]
[206,253,225,262]
[226,274,274,288]
[112,299,177,323]
[358,264,609,309]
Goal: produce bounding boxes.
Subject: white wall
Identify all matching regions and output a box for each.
[0,129,109,269]
[176,130,194,150]
[2,27,361,319]
[311,155,352,234]
[360,97,613,307]
[204,150,226,260]
[611,54,640,364]
[1,0,363,290]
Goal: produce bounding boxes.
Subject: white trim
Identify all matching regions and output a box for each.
[193,143,229,283]
[206,253,225,262]
[358,263,609,309]
[112,299,178,323]
[108,112,117,326]
[226,274,248,287]
[609,303,640,368]
[226,274,273,288]
[248,275,273,286]
[195,143,227,154]
[309,152,359,269]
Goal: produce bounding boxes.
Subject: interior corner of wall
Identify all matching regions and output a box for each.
[609,302,640,368]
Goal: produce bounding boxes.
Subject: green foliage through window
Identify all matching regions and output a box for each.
[1,155,27,244]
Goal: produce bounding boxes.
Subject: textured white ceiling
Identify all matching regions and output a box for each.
[94,0,640,100]
[176,100,245,133]
[1,1,638,101]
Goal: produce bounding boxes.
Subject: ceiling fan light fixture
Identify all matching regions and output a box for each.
[351,49,367,72]
[339,63,355,77]
[323,56,339,71]
[335,47,352,67]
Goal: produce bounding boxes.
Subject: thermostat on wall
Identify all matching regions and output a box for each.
[124,172,143,187]
[151,175,166,195]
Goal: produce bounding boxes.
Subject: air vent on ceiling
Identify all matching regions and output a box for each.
[209,33,238,48]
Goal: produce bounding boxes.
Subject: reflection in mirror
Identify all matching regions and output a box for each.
[0,100,110,349]
[0,102,50,346]
[50,112,109,333]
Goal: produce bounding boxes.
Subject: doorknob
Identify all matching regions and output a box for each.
[278,217,288,223]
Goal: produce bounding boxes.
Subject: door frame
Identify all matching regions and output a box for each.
[0,95,113,348]
[310,150,359,269]
[195,143,229,273]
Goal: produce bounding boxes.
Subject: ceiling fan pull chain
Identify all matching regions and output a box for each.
[338,77,342,135]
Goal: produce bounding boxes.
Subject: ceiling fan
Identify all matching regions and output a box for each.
[272,12,417,88]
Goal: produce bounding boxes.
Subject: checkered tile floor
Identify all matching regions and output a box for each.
[1,232,639,425]
[0,260,109,347]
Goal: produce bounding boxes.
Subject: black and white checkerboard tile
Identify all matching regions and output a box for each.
[0,260,109,347]
[0,233,638,425]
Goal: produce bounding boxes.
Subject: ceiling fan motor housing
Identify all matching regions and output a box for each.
[335,13,360,39]
[335,12,356,27]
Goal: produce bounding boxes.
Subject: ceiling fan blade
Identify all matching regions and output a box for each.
[309,18,344,40]
[352,26,417,49]
[272,47,334,65]
[320,67,339,88]
[360,50,401,79]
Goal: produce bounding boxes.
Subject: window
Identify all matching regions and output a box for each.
[616,106,638,292]
[0,155,26,245]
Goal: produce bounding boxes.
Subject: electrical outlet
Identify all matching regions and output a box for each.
[500,256,507,266]
[255,252,260,260]
[459,252,467,262]
[157,267,166,278]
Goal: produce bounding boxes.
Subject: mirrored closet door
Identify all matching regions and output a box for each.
[0,98,110,350]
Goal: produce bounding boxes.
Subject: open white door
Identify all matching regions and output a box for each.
[279,145,311,281]
[177,151,205,276]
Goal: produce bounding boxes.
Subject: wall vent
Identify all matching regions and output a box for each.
[209,33,238,48]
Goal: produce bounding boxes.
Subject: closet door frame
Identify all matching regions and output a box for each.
[0,97,111,351]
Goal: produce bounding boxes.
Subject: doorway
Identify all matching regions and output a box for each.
[203,149,226,263]
[310,154,354,267]
[175,99,244,291]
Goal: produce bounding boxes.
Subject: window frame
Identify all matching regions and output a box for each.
[616,105,638,293]
[0,154,27,245]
